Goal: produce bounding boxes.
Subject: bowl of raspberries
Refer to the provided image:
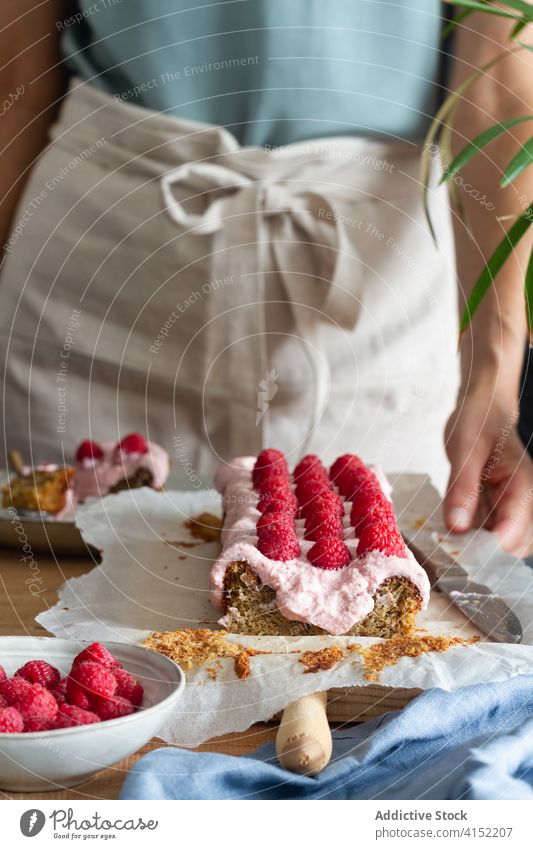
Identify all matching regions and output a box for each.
[0,636,184,791]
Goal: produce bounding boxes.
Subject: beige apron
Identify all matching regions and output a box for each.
[0,80,459,490]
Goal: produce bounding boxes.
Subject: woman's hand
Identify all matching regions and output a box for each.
[444,386,533,558]
[446,10,533,559]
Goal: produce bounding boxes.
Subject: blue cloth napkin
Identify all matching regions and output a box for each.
[120,676,533,800]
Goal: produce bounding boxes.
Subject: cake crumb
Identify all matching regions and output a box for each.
[410,516,427,529]
[143,627,269,676]
[234,652,251,680]
[206,660,223,680]
[353,634,480,682]
[165,539,197,548]
[299,645,344,674]
[185,513,222,543]
[143,628,243,670]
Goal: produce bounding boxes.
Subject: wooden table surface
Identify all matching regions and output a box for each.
[0,548,277,800]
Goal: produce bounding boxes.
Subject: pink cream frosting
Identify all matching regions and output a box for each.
[73,440,170,503]
[210,456,430,636]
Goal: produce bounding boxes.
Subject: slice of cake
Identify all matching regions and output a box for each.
[210,450,430,637]
[73,433,170,503]
[2,464,75,515]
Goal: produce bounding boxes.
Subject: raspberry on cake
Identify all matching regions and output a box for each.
[2,432,169,520]
[210,452,430,637]
[73,433,170,502]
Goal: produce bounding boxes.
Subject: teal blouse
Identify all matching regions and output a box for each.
[62,0,445,147]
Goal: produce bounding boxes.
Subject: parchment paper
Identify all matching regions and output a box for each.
[36,476,533,747]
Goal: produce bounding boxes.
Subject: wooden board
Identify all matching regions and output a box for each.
[322,585,484,720]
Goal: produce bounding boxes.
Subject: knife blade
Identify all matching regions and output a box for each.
[404,537,523,644]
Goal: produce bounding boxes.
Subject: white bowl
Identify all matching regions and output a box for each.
[0,636,185,792]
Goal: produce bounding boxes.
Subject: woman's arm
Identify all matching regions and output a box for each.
[0,0,68,255]
[444,12,533,554]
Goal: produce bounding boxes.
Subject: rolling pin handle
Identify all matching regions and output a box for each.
[276,691,332,775]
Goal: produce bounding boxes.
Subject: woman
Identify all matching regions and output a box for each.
[1,1,532,554]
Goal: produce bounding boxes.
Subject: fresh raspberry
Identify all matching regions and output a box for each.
[14,683,58,726]
[337,465,375,499]
[294,453,321,470]
[93,695,135,721]
[305,510,344,541]
[53,678,68,698]
[256,483,293,507]
[0,665,6,682]
[293,455,326,480]
[0,694,7,709]
[329,454,364,485]
[16,660,61,690]
[356,521,407,557]
[76,439,104,463]
[300,464,328,480]
[54,705,101,728]
[258,528,300,561]
[112,669,144,707]
[0,706,24,733]
[253,464,290,493]
[351,498,394,532]
[72,642,121,670]
[295,477,331,507]
[252,449,288,487]
[50,678,68,706]
[253,448,285,470]
[259,492,299,516]
[67,661,117,703]
[114,432,148,459]
[67,688,91,710]
[256,510,294,535]
[297,470,331,491]
[350,478,383,514]
[0,677,32,704]
[24,716,56,732]
[307,537,351,570]
[299,489,343,520]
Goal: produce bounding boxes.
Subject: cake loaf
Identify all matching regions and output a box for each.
[210,450,430,637]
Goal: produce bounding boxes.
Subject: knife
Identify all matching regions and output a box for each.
[404,537,523,644]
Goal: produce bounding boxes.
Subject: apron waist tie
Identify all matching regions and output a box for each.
[161,161,361,455]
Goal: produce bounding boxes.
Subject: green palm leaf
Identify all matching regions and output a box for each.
[525,240,533,337]
[447,0,533,17]
[420,49,519,241]
[443,9,474,38]
[511,19,529,36]
[500,136,533,185]
[461,204,533,332]
[440,116,533,183]
[445,1,522,20]
[488,0,533,16]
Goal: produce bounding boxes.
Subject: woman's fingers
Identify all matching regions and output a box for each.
[444,398,533,553]
[488,467,533,556]
[444,425,491,533]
